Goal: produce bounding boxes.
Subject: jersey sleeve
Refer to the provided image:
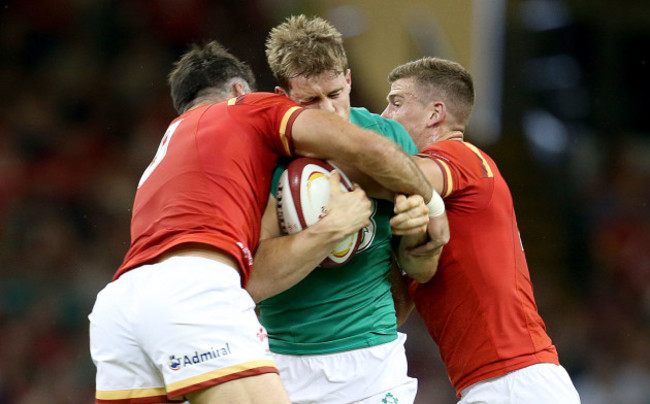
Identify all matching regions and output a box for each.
[229,93,304,157]
[420,140,495,201]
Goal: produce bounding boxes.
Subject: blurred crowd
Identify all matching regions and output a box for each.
[0,1,648,403]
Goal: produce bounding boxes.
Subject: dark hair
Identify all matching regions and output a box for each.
[168,41,256,114]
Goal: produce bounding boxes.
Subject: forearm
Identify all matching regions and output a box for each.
[389,261,415,327]
[397,204,449,282]
[355,143,431,202]
[397,233,441,283]
[293,109,432,200]
[247,220,346,303]
[326,160,391,201]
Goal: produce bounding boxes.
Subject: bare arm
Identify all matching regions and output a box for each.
[396,213,448,283]
[292,109,432,202]
[247,172,371,302]
[389,260,415,327]
[393,157,450,282]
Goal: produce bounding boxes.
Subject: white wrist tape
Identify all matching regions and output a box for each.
[426,189,445,217]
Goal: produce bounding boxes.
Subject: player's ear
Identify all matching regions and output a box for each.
[232,81,249,97]
[275,86,288,96]
[428,101,446,127]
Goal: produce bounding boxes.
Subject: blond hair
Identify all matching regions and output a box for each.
[265,15,348,90]
[389,57,475,126]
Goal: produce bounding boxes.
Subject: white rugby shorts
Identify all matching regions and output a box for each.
[272,332,417,404]
[459,363,581,404]
[89,256,277,403]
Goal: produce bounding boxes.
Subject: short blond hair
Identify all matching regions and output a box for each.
[265,15,348,90]
[389,57,475,126]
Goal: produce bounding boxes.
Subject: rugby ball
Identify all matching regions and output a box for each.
[277,158,362,268]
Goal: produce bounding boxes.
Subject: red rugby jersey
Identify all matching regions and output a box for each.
[115,93,303,285]
[410,140,559,396]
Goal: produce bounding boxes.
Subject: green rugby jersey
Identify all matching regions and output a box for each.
[258,107,418,355]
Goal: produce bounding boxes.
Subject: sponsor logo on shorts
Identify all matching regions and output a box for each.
[257,327,268,343]
[168,343,232,371]
[256,327,272,355]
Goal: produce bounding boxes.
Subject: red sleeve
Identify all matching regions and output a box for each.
[228,93,304,157]
[420,140,497,211]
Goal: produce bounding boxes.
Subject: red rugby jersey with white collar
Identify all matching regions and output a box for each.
[410,139,559,396]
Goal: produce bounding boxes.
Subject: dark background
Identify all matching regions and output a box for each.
[0,0,648,402]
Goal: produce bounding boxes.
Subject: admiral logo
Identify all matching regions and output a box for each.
[168,343,232,371]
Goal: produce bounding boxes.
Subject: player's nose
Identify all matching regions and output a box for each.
[381,105,391,119]
[320,99,336,113]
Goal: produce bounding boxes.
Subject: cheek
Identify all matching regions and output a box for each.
[333,100,350,117]
[397,111,417,130]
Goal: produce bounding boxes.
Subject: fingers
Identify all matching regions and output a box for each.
[390,193,429,235]
[394,194,407,212]
[390,220,428,236]
[326,173,370,218]
[321,179,371,237]
[328,170,342,195]
[394,194,427,215]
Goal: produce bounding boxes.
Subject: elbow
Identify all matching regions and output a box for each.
[246,289,263,304]
[432,229,450,248]
[245,281,267,304]
[395,303,415,327]
[410,268,437,284]
[428,213,450,248]
[406,247,442,283]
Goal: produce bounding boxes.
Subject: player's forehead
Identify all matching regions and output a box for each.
[388,77,418,99]
[288,70,347,98]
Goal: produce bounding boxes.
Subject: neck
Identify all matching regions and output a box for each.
[434,129,464,143]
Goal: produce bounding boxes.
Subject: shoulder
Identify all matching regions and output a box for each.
[422,140,477,159]
[422,140,498,196]
[233,92,301,109]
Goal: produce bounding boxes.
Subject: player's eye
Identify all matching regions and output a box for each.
[300,99,318,106]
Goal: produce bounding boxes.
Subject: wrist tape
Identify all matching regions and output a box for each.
[426,189,445,217]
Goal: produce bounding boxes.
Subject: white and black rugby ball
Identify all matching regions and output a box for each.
[277,158,362,268]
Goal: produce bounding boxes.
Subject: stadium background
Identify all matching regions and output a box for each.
[0,0,648,402]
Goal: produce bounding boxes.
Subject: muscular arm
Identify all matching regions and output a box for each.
[395,157,449,282]
[327,157,416,202]
[390,260,415,327]
[292,109,432,202]
[247,173,371,302]
[396,214,448,282]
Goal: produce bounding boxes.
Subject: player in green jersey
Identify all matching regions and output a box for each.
[246,15,448,404]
